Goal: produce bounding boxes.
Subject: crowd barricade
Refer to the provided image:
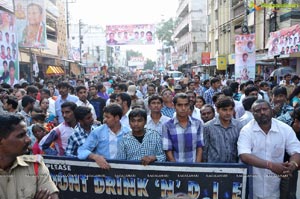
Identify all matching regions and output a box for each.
[44,156,252,199]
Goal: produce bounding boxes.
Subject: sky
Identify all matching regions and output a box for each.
[68,0,177,60]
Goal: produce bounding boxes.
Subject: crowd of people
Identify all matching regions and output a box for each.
[0,72,300,198]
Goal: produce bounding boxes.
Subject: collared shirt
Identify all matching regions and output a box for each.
[77,123,130,160]
[234,100,245,119]
[55,94,78,124]
[238,111,254,128]
[120,109,131,129]
[162,116,204,163]
[203,87,219,105]
[272,103,294,125]
[40,122,75,156]
[238,118,300,198]
[0,155,58,198]
[76,100,97,120]
[146,114,170,136]
[203,117,241,163]
[19,110,31,127]
[161,105,175,118]
[116,129,166,162]
[65,124,97,157]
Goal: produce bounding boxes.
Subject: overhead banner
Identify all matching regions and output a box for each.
[0,10,19,86]
[267,24,300,56]
[128,56,144,67]
[235,34,256,83]
[106,24,155,46]
[44,156,249,199]
[15,0,47,48]
[201,52,210,65]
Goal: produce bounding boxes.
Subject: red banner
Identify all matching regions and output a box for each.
[201,52,210,65]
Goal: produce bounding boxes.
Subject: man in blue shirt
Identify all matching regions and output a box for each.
[55,82,78,124]
[77,103,130,169]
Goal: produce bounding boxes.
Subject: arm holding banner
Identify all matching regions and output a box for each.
[77,129,100,160]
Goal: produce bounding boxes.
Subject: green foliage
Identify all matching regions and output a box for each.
[144,59,156,70]
[156,18,175,47]
[126,49,143,60]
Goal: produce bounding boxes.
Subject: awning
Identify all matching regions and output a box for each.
[46,66,64,75]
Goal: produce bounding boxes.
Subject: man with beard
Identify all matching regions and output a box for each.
[0,113,59,198]
[238,100,300,198]
[202,96,241,163]
[89,84,106,123]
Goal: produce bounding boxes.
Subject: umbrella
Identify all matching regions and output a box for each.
[269,67,296,77]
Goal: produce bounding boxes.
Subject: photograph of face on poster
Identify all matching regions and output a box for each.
[0,11,19,87]
[15,0,47,48]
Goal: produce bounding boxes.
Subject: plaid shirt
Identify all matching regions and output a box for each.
[161,105,175,118]
[116,129,166,162]
[65,124,97,157]
[203,87,219,105]
[162,116,204,163]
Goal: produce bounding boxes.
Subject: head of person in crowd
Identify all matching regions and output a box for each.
[272,86,288,106]
[57,82,70,98]
[215,96,235,122]
[187,81,195,92]
[76,79,84,86]
[254,78,262,88]
[291,107,300,135]
[221,86,233,97]
[40,88,51,99]
[0,114,31,157]
[74,106,94,129]
[174,84,183,94]
[88,84,98,97]
[109,93,117,104]
[3,95,18,113]
[26,85,38,99]
[186,90,196,106]
[203,79,210,90]
[210,77,221,90]
[240,82,246,94]
[48,86,55,97]
[61,101,77,126]
[161,88,173,105]
[148,95,163,114]
[242,96,257,112]
[288,85,300,107]
[32,123,46,142]
[173,93,190,118]
[212,92,224,105]
[284,73,292,85]
[39,98,49,113]
[230,82,239,94]
[15,88,26,101]
[97,83,106,94]
[147,83,156,97]
[259,81,270,92]
[129,108,147,133]
[118,83,128,93]
[194,75,201,84]
[195,96,206,109]
[21,95,35,112]
[31,112,46,125]
[127,85,138,98]
[116,92,131,114]
[76,85,88,103]
[200,104,215,123]
[244,86,259,98]
[291,75,300,85]
[251,99,273,126]
[103,103,123,128]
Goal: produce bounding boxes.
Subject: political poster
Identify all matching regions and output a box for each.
[235,34,256,83]
[0,10,19,86]
[15,0,47,48]
[106,24,155,46]
[44,156,249,199]
[267,24,300,56]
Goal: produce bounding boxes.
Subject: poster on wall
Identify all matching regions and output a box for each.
[235,34,256,83]
[15,0,47,48]
[267,24,300,56]
[106,24,155,46]
[0,10,19,86]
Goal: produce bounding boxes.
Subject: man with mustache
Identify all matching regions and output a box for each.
[0,113,58,198]
[238,99,300,198]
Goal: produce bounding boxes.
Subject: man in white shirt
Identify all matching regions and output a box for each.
[238,99,300,199]
[75,86,97,121]
[146,95,170,136]
[116,92,131,129]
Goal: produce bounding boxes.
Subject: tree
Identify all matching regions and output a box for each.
[144,59,156,70]
[126,49,143,61]
[156,18,175,47]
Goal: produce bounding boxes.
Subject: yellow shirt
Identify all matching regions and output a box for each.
[0,155,58,199]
